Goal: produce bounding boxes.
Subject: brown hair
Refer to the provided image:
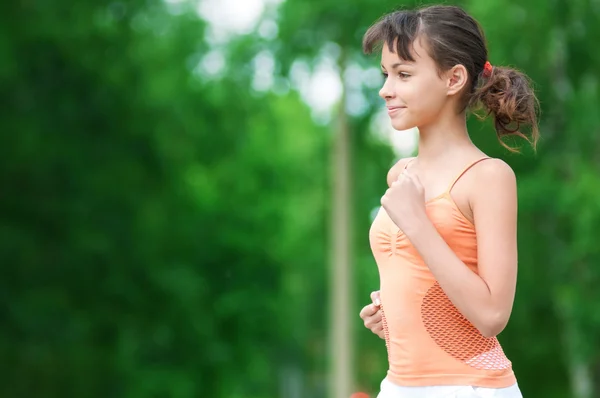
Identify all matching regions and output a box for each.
[362,5,539,152]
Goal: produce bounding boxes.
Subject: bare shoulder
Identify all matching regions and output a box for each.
[473,158,516,186]
[386,157,415,187]
[471,158,517,208]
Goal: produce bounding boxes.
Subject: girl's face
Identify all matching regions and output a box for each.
[379,37,453,131]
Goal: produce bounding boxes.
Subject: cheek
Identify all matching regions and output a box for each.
[397,77,432,100]
[412,79,446,110]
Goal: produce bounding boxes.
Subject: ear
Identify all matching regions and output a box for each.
[446,64,469,96]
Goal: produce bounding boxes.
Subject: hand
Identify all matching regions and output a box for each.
[359,291,384,339]
[381,169,427,234]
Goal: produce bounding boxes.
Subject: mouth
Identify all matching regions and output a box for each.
[387,106,406,115]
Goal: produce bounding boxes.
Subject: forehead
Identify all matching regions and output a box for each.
[381,37,433,67]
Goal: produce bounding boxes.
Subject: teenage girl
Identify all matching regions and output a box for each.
[358,5,539,398]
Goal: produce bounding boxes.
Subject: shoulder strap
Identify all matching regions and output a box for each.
[447,157,492,192]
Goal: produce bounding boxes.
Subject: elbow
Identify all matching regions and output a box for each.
[480,326,503,339]
[478,313,509,338]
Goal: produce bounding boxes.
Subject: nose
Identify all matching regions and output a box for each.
[379,76,395,100]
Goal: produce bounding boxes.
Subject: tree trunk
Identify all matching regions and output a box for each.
[329,50,353,398]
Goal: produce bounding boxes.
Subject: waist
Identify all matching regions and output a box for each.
[378,377,522,397]
[380,283,515,388]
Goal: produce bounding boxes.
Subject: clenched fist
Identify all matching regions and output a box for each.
[359,291,384,339]
[380,169,427,234]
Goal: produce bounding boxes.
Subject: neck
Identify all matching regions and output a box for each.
[415,111,475,166]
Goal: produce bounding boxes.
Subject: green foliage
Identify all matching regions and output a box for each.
[1,0,599,397]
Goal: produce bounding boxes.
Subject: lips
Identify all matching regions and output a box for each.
[387,106,405,115]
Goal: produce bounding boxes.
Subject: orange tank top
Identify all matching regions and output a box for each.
[369,157,517,388]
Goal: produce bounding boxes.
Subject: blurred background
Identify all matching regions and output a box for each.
[2,0,599,397]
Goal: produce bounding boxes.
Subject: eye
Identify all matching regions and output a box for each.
[381,72,389,78]
[398,72,411,79]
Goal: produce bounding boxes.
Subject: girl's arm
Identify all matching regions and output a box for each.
[406,159,518,337]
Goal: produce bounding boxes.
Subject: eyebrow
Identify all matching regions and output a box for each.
[381,62,407,70]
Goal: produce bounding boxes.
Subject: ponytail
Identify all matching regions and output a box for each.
[470,66,540,153]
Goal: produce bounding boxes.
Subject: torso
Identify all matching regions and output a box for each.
[372,156,517,388]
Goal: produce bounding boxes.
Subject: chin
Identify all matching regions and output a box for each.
[390,119,416,131]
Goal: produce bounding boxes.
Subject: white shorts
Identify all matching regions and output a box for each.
[376,378,523,398]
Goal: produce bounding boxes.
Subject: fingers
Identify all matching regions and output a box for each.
[396,168,407,181]
[360,303,384,339]
[359,303,379,319]
[363,308,382,329]
[361,291,384,338]
[402,169,423,188]
[392,170,417,189]
[372,324,384,339]
[370,290,381,307]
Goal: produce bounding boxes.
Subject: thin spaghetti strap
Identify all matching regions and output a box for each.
[447,157,492,193]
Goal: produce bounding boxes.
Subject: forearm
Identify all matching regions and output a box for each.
[406,220,504,337]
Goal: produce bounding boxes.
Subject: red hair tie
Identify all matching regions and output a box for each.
[483,61,493,78]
